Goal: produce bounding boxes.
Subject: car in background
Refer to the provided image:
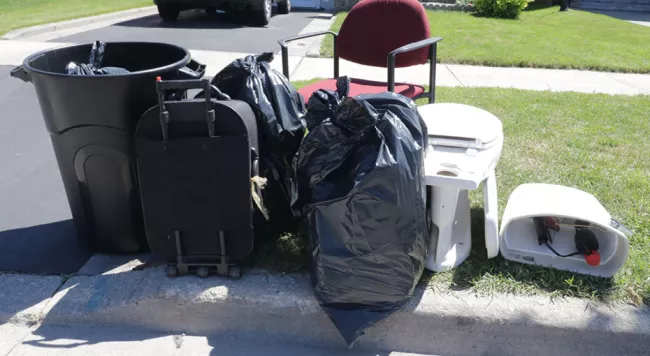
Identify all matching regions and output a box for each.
[153,0,291,26]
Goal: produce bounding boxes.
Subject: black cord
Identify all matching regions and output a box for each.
[535,217,582,258]
[544,241,581,258]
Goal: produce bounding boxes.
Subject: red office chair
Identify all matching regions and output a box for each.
[278,0,442,104]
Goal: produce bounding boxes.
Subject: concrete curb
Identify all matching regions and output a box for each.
[1,6,157,41]
[284,13,334,58]
[24,266,650,355]
[0,274,62,326]
[305,14,335,58]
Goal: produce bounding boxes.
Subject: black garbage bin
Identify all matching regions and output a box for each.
[11,42,205,254]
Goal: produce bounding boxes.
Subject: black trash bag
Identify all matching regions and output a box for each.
[303,76,350,131]
[65,41,130,75]
[293,89,429,347]
[211,52,306,232]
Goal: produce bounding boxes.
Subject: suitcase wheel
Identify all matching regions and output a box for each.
[165,265,179,278]
[197,266,210,278]
[228,266,241,279]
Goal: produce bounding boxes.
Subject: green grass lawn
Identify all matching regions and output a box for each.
[252,83,650,306]
[0,0,151,36]
[321,5,650,73]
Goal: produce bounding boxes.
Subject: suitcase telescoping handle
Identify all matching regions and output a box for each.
[155,78,217,142]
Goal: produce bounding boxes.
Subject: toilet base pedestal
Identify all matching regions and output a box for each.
[426,187,471,272]
[425,170,500,272]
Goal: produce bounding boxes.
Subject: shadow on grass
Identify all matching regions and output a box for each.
[470,1,558,19]
[247,206,619,302]
[420,207,618,302]
[242,219,308,273]
[524,0,558,11]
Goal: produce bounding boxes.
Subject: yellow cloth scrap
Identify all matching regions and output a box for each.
[251,176,270,220]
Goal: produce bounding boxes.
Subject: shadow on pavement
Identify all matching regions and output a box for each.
[114,11,243,30]
[19,323,381,354]
[112,7,318,30]
[0,220,91,275]
[18,302,650,355]
[51,9,320,53]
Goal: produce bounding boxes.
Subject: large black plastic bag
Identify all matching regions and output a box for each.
[293,88,429,347]
[211,52,306,231]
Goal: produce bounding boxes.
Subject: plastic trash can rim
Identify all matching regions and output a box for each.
[21,42,192,79]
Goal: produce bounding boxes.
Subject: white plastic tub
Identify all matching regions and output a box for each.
[500,183,630,277]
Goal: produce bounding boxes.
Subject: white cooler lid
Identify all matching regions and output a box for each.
[418,103,503,149]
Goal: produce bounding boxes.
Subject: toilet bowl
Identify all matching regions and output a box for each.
[418,103,504,272]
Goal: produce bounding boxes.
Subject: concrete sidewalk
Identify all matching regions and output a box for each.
[291,56,650,95]
[2,39,649,95]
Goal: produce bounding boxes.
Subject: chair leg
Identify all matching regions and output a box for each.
[429,44,437,104]
[333,38,339,79]
[281,46,290,80]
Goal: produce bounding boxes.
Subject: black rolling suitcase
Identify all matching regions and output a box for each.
[135,78,258,278]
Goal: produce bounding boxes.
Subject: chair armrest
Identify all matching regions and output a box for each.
[388,37,443,58]
[278,31,339,80]
[278,31,338,48]
[387,37,443,104]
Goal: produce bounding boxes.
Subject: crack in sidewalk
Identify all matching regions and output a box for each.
[445,64,465,87]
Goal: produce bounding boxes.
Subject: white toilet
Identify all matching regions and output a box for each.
[418,103,504,272]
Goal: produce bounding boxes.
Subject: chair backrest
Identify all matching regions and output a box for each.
[336,0,431,68]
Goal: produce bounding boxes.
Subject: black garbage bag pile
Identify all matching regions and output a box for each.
[65,41,130,75]
[211,52,306,232]
[293,77,430,346]
[301,76,350,132]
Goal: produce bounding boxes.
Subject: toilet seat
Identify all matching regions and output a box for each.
[424,103,502,150]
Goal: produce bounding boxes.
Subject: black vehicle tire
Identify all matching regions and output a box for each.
[250,0,272,27]
[196,266,210,278]
[158,4,181,21]
[278,0,291,14]
[165,265,179,278]
[229,266,241,279]
[230,7,247,24]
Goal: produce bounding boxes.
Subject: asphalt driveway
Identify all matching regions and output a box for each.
[51,9,320,53]
[0,66,91,275]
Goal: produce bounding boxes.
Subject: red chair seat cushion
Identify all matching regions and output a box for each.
[298,78,424,104]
